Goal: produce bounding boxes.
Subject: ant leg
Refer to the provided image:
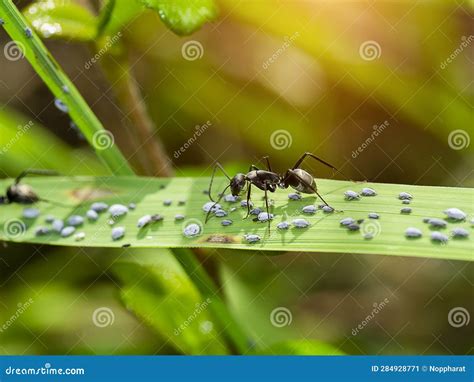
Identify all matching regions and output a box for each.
[262,156,272,171]
[15,169,59,184]
[208,162,231,202]
[205,184,230,223]
[292,152,355,180]
[244,183,252,219]
[263,184,271,232]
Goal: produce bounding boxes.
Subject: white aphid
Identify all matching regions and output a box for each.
[224,194,239,202]
[244,234,261,243]
[431,231,449,243]
[322,206,334,213]
[175,214,185,221]
[86,210,99,221]
[54,98,69,113]
[443,208,466,221]
[23,208,40,219]
[202,202,221,213]
[221,219,233,226]
[44,215,55,223]
[368,213,379,219]
[363,233,374,240]
[428,218,447,228]
[60,226,75,237]
[128,203,136,210]
[91,202,108,212]
[292,218,310,228]
[288,193,301,200]
[163,199,172,206]
[214,209,228,217]
[250,208,262,215]
[302,205,317,214]
[405,227,422,238]
[108,204,129,218]
[361,188,377,197]
[52,219,64,232]
[67,215,84,226]
[35,226,50,236]
[183,223,201,237]
[137,215,152,228]
[257,212,274,222]
[340,217,355,226]
[24,27,32,38]
[111,226,125,241]
[276,221,290,230]
[344,190,360,200]
[400,207,412,214]
[451,228,469,238]
[398,192,412,200]
[240,200,253,208]
[74,232,86,241]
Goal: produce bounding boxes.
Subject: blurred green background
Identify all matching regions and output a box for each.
[0,0,472,355]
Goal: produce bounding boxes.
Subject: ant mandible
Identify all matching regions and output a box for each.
[206,152,342,228]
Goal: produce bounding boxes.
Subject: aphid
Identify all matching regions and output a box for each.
[52,219,64,232]
[0,18,5,26]
[203,201,221,213]
[405,227,422,238]
[257,212,273,222]
[202,189,210,195]
[357,219,365,224]
[347,223,360,231]
[1,169,58,205]
[276,221,290,230]
[240,200,253,208]
[35,226,50,236]
[174,214,185,221]
[137,215,152,228]
[224,194,239,203]
[344,190,360,200]
[288,193,301,200]
[214,209,228,217]
[221,219,233,226]
[361,187,376,196]
[151,214,164,222]
[422,218,430,223]
[69,121,85,140]
[292,218,310,228]
[400,207,412,214]
[427,218,447,228]
[60,226,75,237]
[67,215,84,226]
[302,205,317,214]
[451,228,469,238]
[128,203,136,210]
[86,209,99,221]
[54,98,69,113]
[61,85,70,94]
[178,200,186,206]
[322,205,334,213]
[230,207,237,212]
[431,231,448,243]
[443,208,466,221]
[183,223,201,237]
[340,217,355,226]
[398,192,412,200]
[163,199,172,206]
[74,232,86,241]
[23,207,40,219]
[24,27,33,38]
[206,153,341,230]
[108,204,128,218]
[244,234,261,243]
[402,200,411,205]
[111,226,125,240]
[44,214,55,223]
[122,243,131,248]
[363,233,373,240]
[368,212,379,219]
[91,202,108,212]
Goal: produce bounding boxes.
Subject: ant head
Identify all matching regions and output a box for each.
[230,173,246,196]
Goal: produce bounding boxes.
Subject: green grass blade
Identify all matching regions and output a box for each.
[0,176,471,261]
[0,0,133,175]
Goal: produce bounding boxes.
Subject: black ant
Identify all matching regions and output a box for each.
[0,169,58,205]
[206,152,344,228]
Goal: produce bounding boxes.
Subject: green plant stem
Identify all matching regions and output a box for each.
[0,0,133,176]
[173,248,249,354]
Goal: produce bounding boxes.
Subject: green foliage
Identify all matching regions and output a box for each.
[0,176,471,261]
[250,340,344,355]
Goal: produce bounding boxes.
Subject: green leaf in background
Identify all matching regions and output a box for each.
[140,0,218,35]
[251,340,344,355]
[23,0,97,41]
[0,176,472,261]
[112,250,229,354]
[97,0,144,36]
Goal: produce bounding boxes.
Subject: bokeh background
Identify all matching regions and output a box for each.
[0,0,472,355]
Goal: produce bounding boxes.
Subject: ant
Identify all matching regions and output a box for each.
[206,152,344,229]
[0,169,58,205]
